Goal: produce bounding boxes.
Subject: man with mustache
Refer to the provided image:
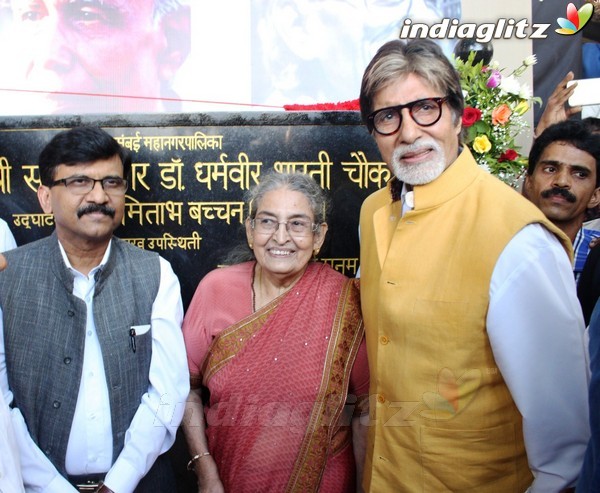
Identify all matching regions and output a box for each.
[358,39,589,492]
[524,119,600,283]
[0,127,189,492]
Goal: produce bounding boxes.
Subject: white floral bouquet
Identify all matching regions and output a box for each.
[454,51,541,186]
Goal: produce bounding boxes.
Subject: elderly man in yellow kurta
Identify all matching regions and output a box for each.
[358,39,590,493]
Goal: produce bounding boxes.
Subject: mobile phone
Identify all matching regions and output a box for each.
[567,78,600,107]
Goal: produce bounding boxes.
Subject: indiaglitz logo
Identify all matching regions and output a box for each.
[555,2,594,35]
[398,18,550,43]
[399,1,594,42]
[420,368,482,420]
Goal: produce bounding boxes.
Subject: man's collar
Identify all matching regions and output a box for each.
[58,239,113,276]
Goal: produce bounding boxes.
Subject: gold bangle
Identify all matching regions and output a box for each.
[186,452,211,471]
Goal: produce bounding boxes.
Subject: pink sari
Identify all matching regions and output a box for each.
[184,262,367,492]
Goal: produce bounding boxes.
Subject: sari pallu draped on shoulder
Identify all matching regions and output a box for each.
[200,262,364,492]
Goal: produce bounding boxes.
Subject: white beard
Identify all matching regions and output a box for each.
[390,140,446,185]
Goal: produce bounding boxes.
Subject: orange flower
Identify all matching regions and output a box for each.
[491,104,512,125]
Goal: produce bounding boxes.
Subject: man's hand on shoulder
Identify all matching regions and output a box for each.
[0,253,6,271]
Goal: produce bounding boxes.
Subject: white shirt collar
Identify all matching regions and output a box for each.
[58,239,113,278]
[401,183,414,216]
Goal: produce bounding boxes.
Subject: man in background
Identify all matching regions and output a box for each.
[0,126,189,492]
[0,0,190,115]
[531,74,600,295]
[524,119,600,281]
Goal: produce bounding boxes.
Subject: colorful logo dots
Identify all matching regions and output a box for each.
[556,2,594,35]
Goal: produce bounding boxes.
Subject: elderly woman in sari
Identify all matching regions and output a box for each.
[182,171,369,492]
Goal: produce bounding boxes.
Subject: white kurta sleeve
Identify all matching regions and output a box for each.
[487,223,590,492]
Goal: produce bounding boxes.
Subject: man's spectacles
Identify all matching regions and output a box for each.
[367,97,448,136]
[49,176,128,195]
[250,216,319,237]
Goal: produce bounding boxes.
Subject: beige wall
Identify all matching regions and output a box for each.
[461,0,533,67]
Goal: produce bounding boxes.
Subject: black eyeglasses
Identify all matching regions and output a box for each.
[49,176,128,196]
[367,97,448,136]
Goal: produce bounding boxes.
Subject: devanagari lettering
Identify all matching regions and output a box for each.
[273,151,332,189]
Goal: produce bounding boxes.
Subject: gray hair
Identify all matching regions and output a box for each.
[221,171,329,265]
[246,171,329,223]
[359,39,464,130]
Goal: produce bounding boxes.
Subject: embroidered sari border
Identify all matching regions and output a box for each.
[200,293,281,385]
[285,278,364,492]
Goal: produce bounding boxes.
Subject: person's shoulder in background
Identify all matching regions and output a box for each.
[0,218,16,252]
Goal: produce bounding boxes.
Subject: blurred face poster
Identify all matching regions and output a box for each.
[0,0,460,115]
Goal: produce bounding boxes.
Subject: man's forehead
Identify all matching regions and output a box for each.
[542,141,595,160]
[56,156,123,170]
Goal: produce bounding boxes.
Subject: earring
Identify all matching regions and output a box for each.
[249,243,253,249]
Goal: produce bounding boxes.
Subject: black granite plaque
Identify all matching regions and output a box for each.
[0,111,387,308]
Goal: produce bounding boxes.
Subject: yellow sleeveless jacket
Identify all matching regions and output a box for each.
[359,148,571,492]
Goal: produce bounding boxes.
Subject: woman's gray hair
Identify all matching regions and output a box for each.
[359,39,464,129]
[221,171,330,265]
[246,171,329,223]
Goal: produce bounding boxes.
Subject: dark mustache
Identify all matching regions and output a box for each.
[541,187,577,203]
[77,204,116,219]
